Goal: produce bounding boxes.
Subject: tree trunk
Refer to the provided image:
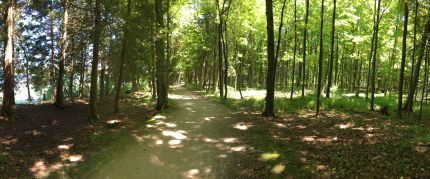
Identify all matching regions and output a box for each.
[114,0,131,112]
[326,0,336,98]
[419,47,429,120]
[370,0,381,111]
[316,0,324,116]
[398,1,409,118]
[223,20,229,99]
[68,35,75,100]
[405,17,430,113]
[55,0,68,108]
[217,7,224,99]
[302,0,310,97]
[366,0,377,100]
[79,43,87,99]
[88,0,102,121]
[263,0,276,117]
[275,0,287,91]
[1,0,15,119]
[25,51,32,102]
[49,13,56,101]
[99,27,108,102]
[155,0,168,110]
[410,0,418,98]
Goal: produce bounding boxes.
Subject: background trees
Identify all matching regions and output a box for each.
[0,0,429,120]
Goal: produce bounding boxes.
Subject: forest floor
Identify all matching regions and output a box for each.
[76,86,430,178]
[1,86,429,178]
[0,93,156,178]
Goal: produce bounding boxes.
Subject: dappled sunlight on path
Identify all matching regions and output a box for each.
[91,86,260,179]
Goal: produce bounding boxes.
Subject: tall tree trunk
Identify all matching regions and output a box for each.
[79,43,87,99]
[398,0,409,118]
[275,0,287,91]
[302,0,310,97]
[55,0,68,108]
[217,1,224,99]
[366,0,377,100]
[316,0,324,116]
[263,0,276,117]
[99,26,108,102]
[405,18,430,113]
[370,0,381,111]
[49,13,56,101]
[114,0,131,112]
[1,0,14,118]
[68,35,75,100]
[88,0,102,121]
[290,0,297,99]
[155,0,168,110]
[334,37,339,84]
[326,0,336,98]
[410,0,418,98]
[24,50,32,102]
[419,47,429,120]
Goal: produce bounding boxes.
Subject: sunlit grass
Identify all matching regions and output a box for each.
[188,85,430,119]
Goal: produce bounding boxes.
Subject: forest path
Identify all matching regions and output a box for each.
[90,85,256,179]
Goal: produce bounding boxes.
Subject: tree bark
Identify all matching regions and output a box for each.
[326,0,336,98]
[370,0,381,111]
[316,0,324,116]
[114,0,131,112]
[1,0,14,118]
[88,0,102,121]
[49,12,56,101]
[55,0,68,108]
[155,0,168,110]
[419,47,429,120]
[410,0,418,98]
[302,0,310,97]
[405,17,430,113]
[68,35,75,100]
[366,0,377,100]
[398,0,409,118]
[263,0,276,117]
[290,0,297,99]
[79,43,87,99]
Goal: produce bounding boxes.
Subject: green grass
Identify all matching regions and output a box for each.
[188,85,430,120]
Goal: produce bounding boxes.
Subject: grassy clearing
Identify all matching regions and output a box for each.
[187,85,430,120]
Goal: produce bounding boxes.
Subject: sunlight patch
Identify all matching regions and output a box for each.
[415,146,428,154]
[30,160,65,179]
[218,154,227,159]
[271,163,285,174]
[230,145,247,152]
[153,115,167,120]
[274,123,287,128]
[204,117,215,121]
[337,123,354,129]
[168,140,182,145]
[222,137,238,143]
[302,136,316,142]
[155,139,163,145]
[162,130,187,140]
[233,122,253,131]
[260,152,280,161]
[295,125,307,129]
[68,155,83,162]
[57,144,72,150]
[183,169,200,178]
[202,137,218,143]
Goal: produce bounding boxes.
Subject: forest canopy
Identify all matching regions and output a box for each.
[0,0,429,119]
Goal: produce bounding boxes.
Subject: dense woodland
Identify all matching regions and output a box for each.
[0,0,428,119]
[0,0,430,177]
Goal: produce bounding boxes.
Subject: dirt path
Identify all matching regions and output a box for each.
[90,86,258,179]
